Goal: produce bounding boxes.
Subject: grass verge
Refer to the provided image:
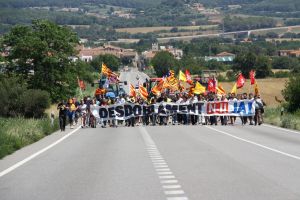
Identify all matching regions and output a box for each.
[0,117,59,159]
[264,107,300,131]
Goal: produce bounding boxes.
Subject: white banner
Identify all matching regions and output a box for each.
[96,100,255,120]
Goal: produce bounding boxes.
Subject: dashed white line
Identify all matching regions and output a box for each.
[163,185,181,189]
[167,197,189,200]
[158,171,173,175]
[165,190,185,195]
[161,180,178,184]
[140,127,189,200]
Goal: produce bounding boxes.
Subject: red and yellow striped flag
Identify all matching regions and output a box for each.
[151,80,164,96]
[101,63,119,79]
[139,84,148,100]
[129,84,136,98]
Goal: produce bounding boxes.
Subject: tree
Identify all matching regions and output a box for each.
[272,57,300,69]
[282,74,300,112]
[2,20,90,102]
[254,56,273,78]
[151,51,177,77]
[233,52,256,78]
[90,54,120,72]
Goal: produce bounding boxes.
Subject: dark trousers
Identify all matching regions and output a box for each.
[59,115,66,131]
[220,116,227,125]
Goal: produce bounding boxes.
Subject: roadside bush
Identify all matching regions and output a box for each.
[21,89,50,118]
[0,76,50,118]
[282,74,300,112]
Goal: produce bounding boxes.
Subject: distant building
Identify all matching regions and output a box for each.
[142,43,183,60]
[278,49,300,57]
[77,44,138,62]
[205,52,236,62]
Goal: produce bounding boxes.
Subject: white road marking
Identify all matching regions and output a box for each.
[156,168,170,171]
[158,171,173,175]
[159,175,176,179]
[263,124,300,135]
[140,127,189,200]
[161,180,178,184]
[167,197,189,200]
[206,126,300,161]
[0,126,81,178]
[165,190,185,195]
[163,185,181,189]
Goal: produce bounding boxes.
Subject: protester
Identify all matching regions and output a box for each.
[57,101,66,131]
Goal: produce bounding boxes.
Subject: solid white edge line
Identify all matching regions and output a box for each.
[263,124,300,135]
[206,126,300,161]
[0,126,81,178]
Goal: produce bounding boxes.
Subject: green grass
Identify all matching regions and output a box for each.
[264,107,300,131]
[0,117,59,159]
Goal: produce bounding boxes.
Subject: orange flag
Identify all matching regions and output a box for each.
[217,84,226,95]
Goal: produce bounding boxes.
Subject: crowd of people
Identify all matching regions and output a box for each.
[56,91,266,131]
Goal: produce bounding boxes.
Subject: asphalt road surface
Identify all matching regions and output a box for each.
[1,70,300,200]
[119,67,150,94]
[1,122,300,200]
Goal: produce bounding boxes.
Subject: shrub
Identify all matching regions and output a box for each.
[21,89,50,118]
[282,74,300,112]
[0,76,50,118]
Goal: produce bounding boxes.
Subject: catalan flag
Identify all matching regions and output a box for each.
[129,84,136,98]
[151,80,164,96]
[139,84,148,100]
[216,84,226,95]
[101,63,119,80]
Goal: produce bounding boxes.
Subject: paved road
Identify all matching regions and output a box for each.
[157,25,300,42]
[119,67,150,94]
[1,122,300,200]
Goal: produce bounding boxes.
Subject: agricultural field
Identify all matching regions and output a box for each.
[221,78,287,107]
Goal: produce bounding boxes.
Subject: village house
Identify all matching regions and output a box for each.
[141,43,183,61]
[205,52,236,62]
[77,44,138,62]
[278,49,300,57]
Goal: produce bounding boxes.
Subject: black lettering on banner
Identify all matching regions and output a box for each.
[108,107,115,118]
[99,108,108,118]
[143,105,153,115]
[179,105,187,113]
[115,106,124,117]
[149,105,155,114]
[187,103,196,114]
[124,104,133,117]
[158,104,166,115]
[197,102,204,115]
[133,105,142,116]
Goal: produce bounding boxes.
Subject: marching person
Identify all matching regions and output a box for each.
[254,94,265,125]
[57,101,67,131]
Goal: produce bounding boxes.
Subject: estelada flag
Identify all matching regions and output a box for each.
[194,82,206,94]
[236,73,246,89]
[77,77,86,90]
[129,84,136,97]
[207,78,217,93]
[139,84,148,100]
[185,69,193,84]
[179,70,187,82]
[249,70,256,85]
